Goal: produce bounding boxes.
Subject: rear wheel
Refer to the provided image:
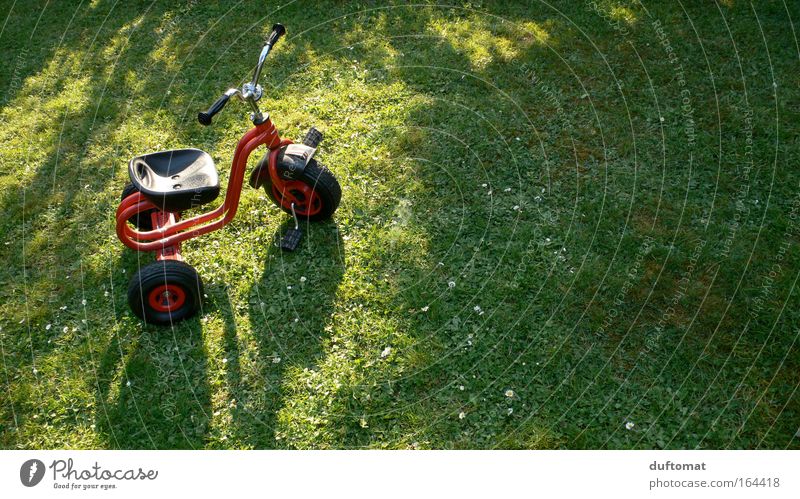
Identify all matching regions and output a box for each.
[121,183,155,231]
[263,160,341,221]
[127,260,203,325]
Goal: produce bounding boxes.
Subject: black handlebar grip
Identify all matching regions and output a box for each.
[198,92,232,126]
[266,23,286,47]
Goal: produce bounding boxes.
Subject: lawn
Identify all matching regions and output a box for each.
[0,0,798,449]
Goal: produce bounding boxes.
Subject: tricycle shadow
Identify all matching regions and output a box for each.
[222,218,345,448]
[92,311,213,449]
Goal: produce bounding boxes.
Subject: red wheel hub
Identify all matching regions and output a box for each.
[272,180,322,216]
[148,284,187,312]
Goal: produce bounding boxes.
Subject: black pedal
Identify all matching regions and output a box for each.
[303,127,323,148]
[280,228,303,251]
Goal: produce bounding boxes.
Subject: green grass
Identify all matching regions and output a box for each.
[0,0,798,449]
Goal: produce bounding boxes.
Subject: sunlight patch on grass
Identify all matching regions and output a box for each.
[517,21,552,45]
[0,55,92,190]
[202,315,239,446]
[111,110,183,159]
[100,17,146,63]
[609,5,637,24]
[428,18,524,70]
[148,30,183,73]
[341,12,403,66]
[591,1,640,25]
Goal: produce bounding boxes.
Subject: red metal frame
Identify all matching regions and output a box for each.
[116,118,290,256]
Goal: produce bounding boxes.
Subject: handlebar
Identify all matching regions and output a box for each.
[266,23,286,47]
[198,88,238,126]
[198,23,286,126]
[251,23,285,89]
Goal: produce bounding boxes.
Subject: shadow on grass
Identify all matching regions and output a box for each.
[93,314,212,449]
[227,218,346,448]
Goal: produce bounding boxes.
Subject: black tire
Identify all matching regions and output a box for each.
[263,159,341,221]
[127,260,203,325]
[121,183,155,231]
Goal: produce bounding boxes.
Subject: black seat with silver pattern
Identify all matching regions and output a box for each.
[128,148,220,213]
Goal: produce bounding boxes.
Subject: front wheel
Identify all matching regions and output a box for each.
[127,260,203,325]
[263,159,341,221]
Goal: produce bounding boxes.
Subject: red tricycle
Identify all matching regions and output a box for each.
[116,24,341,325]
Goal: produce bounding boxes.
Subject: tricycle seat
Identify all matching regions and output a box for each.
[128,148,220,213]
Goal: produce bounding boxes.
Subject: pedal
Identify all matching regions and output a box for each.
[303,127,323,148]
[280,202,303,251]
[280,228,303,251]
